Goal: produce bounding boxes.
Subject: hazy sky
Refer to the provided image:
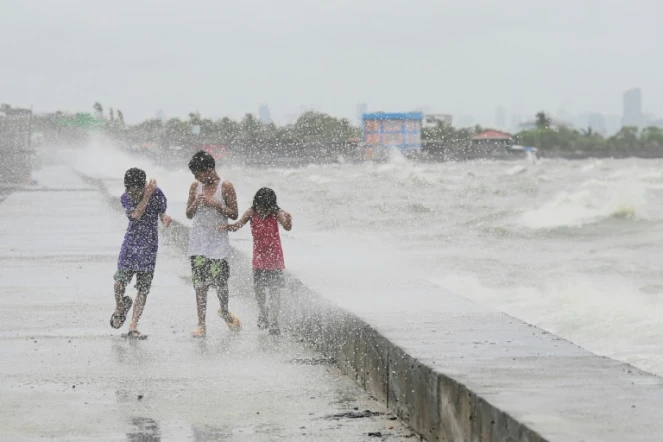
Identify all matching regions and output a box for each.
[1,0,660,125]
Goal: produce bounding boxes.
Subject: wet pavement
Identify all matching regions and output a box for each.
[0,167,413,441]
[227,208,663,441]
[77,157,663,441]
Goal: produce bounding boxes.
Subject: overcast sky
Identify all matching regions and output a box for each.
[0,0,660,125]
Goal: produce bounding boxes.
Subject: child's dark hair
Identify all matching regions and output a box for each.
[124,168,146,189]
[252,187,279,214]
[188,151,215,173]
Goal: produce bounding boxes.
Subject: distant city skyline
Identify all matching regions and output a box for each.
[1,1,661,128]
[28,85,662,138]
[31,89,662,136]
[622,88,643,128]
[258,104,271,124]
[355,103,368,126]
[21,85,661,132]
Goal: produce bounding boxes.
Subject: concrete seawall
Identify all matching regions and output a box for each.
[1,167,419,440]
[86,174,663,442]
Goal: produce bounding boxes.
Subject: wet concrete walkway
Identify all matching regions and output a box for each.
[0,167,412,441]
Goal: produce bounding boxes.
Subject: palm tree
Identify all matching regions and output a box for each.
[93,102,103,118]
[188,112,201,126]
[580,126,594,137]
[535,111,550,129]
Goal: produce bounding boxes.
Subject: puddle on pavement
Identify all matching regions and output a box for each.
[290,357,337,365]
[323,410,385,420]
[127,417,160,441]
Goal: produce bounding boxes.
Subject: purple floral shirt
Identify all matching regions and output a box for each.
[117,188,167,272]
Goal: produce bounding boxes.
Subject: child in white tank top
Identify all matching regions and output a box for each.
[186,151,240,337]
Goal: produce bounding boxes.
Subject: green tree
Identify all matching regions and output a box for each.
[422,121,455,142]
[188,112,202,127]
[163,118,190,145]
[93,102,103,118]
[575,132,606,150]
[608,126,641,150]
[239,113,261,141]
[640,126,663,148]
[580,126,594,137]
[535,111,551,129]
[199,118,216,139]
[292,111,355,142]
[217,117,240,143]
[130,118,163,143]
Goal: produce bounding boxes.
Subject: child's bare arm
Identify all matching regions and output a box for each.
[221,181,239,220]
[129,179,157,220]
[219,208,254,232]
[277,210,292,231]
[160,213,172,227]
[185,182,198,219]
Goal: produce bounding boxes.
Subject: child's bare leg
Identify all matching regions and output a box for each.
[255,285,268,321]
[129,292,148,332]
[269,287,281,328]
[196,287,208,328]
[114,282,126,315]
[214,260,230,315]
[216,285,229,315]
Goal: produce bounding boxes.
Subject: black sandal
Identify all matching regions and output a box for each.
[123,330,147,340]
[110,296,133,329]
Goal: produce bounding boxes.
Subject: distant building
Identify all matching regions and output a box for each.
[471,130,513,148]
[457,116,475,127]
[422,114,452,128]
[645,115,663,128]
[356,103,368,125]
[495,106,507,130]
[518,118,573,131]
[510,115,522,133]
[604,115,621,135]
[258,105,271,124]
[556,109,572,125]
[415,105,432,115]
[587,113,607,134]
[362,112,423,153]
[622,88,643,128]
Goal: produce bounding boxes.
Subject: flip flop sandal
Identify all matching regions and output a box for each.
[218,309,241,332]
[110,296,133,329]
[122,330,147,340]
[191,326,206,338]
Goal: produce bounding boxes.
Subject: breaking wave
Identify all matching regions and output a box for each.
[517,179,649,229]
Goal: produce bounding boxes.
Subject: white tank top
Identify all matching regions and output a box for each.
[188,181,230,259]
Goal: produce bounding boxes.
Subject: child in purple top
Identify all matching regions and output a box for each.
[111,168,171,338]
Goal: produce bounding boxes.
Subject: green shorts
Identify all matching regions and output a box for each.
[190,256,229,290]
[114,270,154,294]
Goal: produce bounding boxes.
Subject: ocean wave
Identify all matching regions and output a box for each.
[307,175,333,184]
[505,165,528,176]
[407,202,434,214]
[517,180,649,229]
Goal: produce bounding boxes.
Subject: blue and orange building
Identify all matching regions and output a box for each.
[361,112,423,153]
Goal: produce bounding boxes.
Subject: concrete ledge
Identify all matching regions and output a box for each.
[274,275,546,442]
[85,173,663,442]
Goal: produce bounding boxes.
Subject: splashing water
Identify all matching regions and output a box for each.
[517,179,649,229]
[71,143,663,377]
